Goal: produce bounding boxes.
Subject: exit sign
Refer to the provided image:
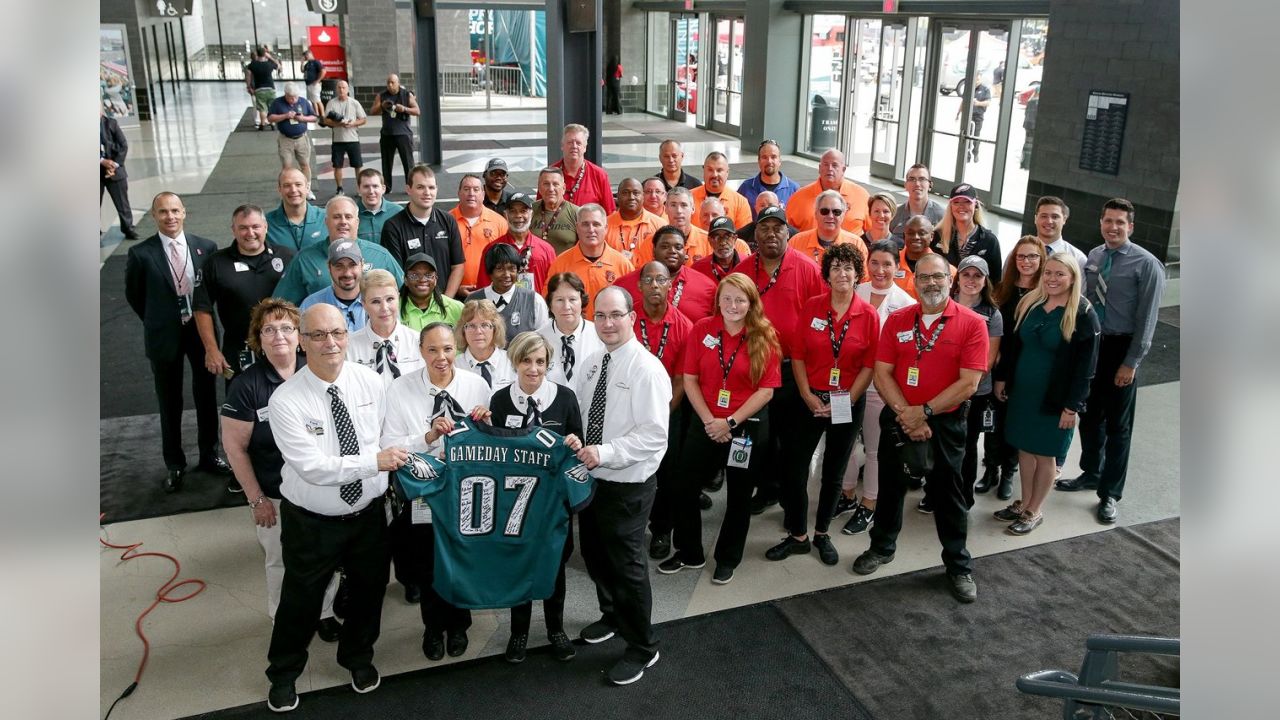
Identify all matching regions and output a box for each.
[883,0,898,12]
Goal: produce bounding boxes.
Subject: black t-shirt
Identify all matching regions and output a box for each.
[972,84,992,120]
[379,206,464,271]
[377,88,414,136]
[483,184,518,215]
[303,59,324,85]
[246,59,278,90]
[220,356,306,498]
[654,169,703,192]
[193,243,295,359]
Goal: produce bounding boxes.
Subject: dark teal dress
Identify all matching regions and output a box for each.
[1006,305,1072,457]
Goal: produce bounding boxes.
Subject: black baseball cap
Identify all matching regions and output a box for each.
[709,216,737,235]
[405,253,438,270]
[756,206,787,225]
[506,192,533,209]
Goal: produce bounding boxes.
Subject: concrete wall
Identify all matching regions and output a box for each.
[1022,0,1179,261]
[345,0,401,106]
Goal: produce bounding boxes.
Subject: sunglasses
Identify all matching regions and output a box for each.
[818,208,844,216]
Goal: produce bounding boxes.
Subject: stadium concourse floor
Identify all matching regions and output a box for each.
[100,83,1180,719]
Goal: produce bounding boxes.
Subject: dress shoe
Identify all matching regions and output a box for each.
[197,456,233,476]
[162,469,184,494]
[974,466,998,494]
[765,536,812,561]
[316,617,342,642]
[704,469,725,492]
[422,632,445,661]
[948,572,978,603]
[1097,497,1118,524]
[1057,473,1099,492]
[851,549,894,576]
[997,470,1014,500]
[446,629,469,657]
[699,492,713,510]
[648,532,672,560]
[403,583,422,604]
[749,493,778,515]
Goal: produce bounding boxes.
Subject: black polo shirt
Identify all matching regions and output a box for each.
[193,242,295,360]
[653,169,703,191]
[379,205,464,271]
[220,355,306,499]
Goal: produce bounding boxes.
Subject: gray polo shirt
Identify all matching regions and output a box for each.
[890,198,946,239]
[1083,240,1166,369]
[325,97,366,143]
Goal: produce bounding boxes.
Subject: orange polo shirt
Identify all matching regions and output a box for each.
[690,185,753,230]
[788,229,869,281]
[546,244,635,318]
[449,206,508,287]
[605,209,666,263]
[786,179,871,235]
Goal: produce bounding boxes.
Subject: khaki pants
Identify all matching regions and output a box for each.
[276,133,312,176]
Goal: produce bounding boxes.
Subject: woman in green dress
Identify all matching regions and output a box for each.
[992,255,1100,534]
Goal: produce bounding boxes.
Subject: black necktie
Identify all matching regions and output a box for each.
[374,340,400,379]
[432,389,465,421]
[477,361,493,387]
[327,386,363,506]
[584,353,610,445]
[525,396,542,427]
[561,335,576,380]
[495,296,508,309]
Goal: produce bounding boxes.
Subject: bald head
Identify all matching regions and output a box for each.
[301,302,341,335]
[755,191,780,213]
[818,149,847,190]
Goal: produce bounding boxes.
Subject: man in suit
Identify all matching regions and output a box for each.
[100,110,138,239]
[125,192,232,493]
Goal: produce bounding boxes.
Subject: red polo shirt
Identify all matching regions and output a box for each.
[875,299,988,411]
[682,315,782,419]
[551,159,616,214]
[633,303,693,376]
[476,232,558,295]
[613,265,717,323]
[691,252,742,285]
[791,292,881,392]
[731,249,824,357]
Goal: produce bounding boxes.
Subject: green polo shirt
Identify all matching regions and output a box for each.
[273,238,405,304]
[358,198,405,245]
[265,203,329,252]
[401,295,464,332]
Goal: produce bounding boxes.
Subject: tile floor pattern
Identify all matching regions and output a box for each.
[100,82,1180,718]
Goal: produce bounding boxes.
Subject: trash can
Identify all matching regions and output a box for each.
[809,95,839,152]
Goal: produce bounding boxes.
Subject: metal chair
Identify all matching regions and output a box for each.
[1016,634,1180,719]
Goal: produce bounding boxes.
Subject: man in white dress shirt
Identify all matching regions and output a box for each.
[264,304,409,713]
[573,286,672,685]
[1034,196,1089,274]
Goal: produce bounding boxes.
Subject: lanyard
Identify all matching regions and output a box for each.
[670,277,686,307]
[913,313,948,362]
[639,318,672,360]
[717,330,744,389]
[754,255,782,297]
[711,252,739,282]
[828,309,853,363]
[167,241,190,288]
[563,162,588,205]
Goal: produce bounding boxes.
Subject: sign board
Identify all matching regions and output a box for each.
[150,0,191,16]
[883,0,898,12]
[307,0,347,13]
[307,26,348,80]
[1078,90,1129,176]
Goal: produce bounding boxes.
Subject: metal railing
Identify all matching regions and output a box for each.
[1016,634,1180,719]
[438,64,528,99]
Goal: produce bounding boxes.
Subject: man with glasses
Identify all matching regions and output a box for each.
[300,241,368,332]
[574,286,672,685]
[851,253,988,604]
[691,151,751,230]
[694,216,752,284]
[641,177,670,222]
[274,195,403,304]
[263,303,409,712]
[788,190,868,270]
[787,148,870,235]
[737,140,800,219]
[475,192,557,295]
[890,164,946,240]
[482,158,518,214]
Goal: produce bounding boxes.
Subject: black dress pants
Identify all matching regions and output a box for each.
[755,364,795,504]
[1079,334,1138,501]
[510,528,573,636]
[100,177,135,234]
[989,396,1019,474]
[648,402,690,539]
[868,404,974,575]
[267,498,390,686]
[783,394,866,536]
[579,476,658,661]
[379,134,414,191]
[150,321,219,470]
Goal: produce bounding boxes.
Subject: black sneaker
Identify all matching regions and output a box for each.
[607,650,660,685]
[549,630,576,661]
[832,495,858,518]
[446,629,469,657]
[579,619,616,644]
[916,497,933,514]
[749,494,778,515]
[351,667,380,694]
[851,549,895,576]
[699,492,713,510]
[267,682,299,713]
[648,532,672,560]
[657,556,705,574]
[505,633,528,663]
[948,573,977,603]
[765,536,812,561]
[813,534,838,566]
[841,505,874,535]
[316,617,341,643]
[226,477,244,494]
[422,632,445,661]
[711,566,734,584]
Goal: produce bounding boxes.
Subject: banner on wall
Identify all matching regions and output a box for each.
[308,26,348,80]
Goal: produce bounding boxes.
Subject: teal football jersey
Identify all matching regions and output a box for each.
[395,421,595,609]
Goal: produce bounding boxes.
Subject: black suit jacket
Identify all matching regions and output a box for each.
[125,233,218,362]
[100,116,129,183]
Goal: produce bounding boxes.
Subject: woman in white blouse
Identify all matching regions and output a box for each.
[453,298,515,392]
[346,270,425,385]
[536,272,603,386]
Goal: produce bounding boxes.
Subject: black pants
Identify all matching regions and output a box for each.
[673,409,769,569]
[267,498,390,686]
[391,515,472,635]
[101,178,135,234]
[868,404,974,575]
[579,476,658,661]
[962,393,999,484]
[605,80,622,114]
[755,363,795,504]
[648,402,690,538]
[150,322,219,470]
[783,393,866,536]
[510,528,573,636]
[989,396,1019,474]
[1079,334,1138,501]
[968,115,986,159]
[379,134,414,191]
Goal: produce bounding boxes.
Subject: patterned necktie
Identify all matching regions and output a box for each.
[1095,248,1117,325]
[374,340,400,378]
[170,241,191,296]
[525,396,542,427]
[584,353,611,445]
[327,386,363,506]
[477,361,493,387]
[561,335,576,380]
[432,389,465,421]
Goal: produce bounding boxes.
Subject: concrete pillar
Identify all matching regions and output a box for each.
[740,0,803,153]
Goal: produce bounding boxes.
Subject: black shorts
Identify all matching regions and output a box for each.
[331,141,363,169]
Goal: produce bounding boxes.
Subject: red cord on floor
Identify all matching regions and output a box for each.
[99,513,207,719]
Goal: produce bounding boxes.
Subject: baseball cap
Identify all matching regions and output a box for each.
[957,255,990,276]
[506,192,533,209]
[756,206,787,225]
[405,252,438,270]
[708,216,737,235]
[485,158,509,174]
[949,183,978,201]
[328,240,363,265]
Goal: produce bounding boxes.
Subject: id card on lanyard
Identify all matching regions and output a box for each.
[716,330,744,409]
[908,313,947,387]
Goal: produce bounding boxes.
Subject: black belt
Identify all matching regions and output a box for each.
[1102,332,1134,338]
[287,495,384,522]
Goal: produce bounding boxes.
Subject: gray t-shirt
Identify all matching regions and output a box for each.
[325,98,366,143]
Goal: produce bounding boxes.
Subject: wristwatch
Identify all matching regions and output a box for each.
[922,403,934,418]
[727,417,738,430]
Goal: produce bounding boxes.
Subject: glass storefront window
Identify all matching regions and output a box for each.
[902,17,929,172]
[999,18,1048,210]
[872,21,907,166]
[803,15,845,153]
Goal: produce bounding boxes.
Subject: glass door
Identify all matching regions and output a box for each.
[710,17,744,134]
[671,14,699,125]
[841,18,882,170]
[868,21,910,178]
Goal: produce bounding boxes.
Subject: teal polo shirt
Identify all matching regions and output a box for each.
[273,238,405,304]
[358,198,405,245]
[266,203,329,252]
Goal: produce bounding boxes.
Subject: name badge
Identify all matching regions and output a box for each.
[828,368,841,387]
[982,406,996,432]
[717,389,732,408]
[727,436,752,469]
[517,272,535,291]
[703,334,720,348]
[177,295,193,322]
[505,414,524,428]
[305,419,325,435]
[622,250,633,260]
[906,366,920,387]
[810,317,827,331]
[411,498,433,524]
[407,238,422,250]
[256,407,270,422]
[829,391,853,425]
[897,330,914,343]
[233,262,250,272]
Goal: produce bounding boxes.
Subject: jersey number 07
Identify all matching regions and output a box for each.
[458,475,540,537]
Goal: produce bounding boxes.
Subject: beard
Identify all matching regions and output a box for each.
[919,288,948,307]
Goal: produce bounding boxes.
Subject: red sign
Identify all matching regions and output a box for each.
[307,26,347,80]
[882,0,898,12]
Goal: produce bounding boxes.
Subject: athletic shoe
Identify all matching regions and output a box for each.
[351,667,380,694]
[841,505,874,535]
[711,566,734,584]
[657,556,705,574]
[765,536,812,561]
[607,650,660,685]
[549,630,576,661]
[267,683,298,712]
[813,534,839,566]
[832,495,858,517]
[505,633,527,663]
[648,532,672,560]
[579,619,616,644]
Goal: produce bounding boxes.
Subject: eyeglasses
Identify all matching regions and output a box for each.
[261,325,297,337]
[916,273,950,283]
[1015,253,1042,262]
[905,176,931,184]
[407,272,437,282]
[818,208,844,217]
[304,329,348,342]
[594,312,631,323]
[639,276,672,286]
[463,322,495,332]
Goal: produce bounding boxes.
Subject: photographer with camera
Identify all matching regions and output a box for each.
[376,74,420,194]
[323,80,367,197]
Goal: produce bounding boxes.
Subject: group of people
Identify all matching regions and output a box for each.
[120,123,1165,713]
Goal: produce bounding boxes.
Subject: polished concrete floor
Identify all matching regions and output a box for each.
[99,83,1180,719]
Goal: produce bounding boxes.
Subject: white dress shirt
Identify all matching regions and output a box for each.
[1047,237,1089,277]
[483,285,550,328]
[383,367,491,454]
[504,379,560,426]
[574,338,671,483]
[159,231,196,299]
[269,362,388,515]
[456,346,515,392]
[537,317,603,386]
[346,321,425,387]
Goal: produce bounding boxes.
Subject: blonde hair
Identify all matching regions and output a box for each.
[359,269,398,297]
[456,298,508,351]
[1013,254,1085,340]
[868,192,898,217]
[935,201,988,255]
[506,331,554,366]
[715,273,781,385]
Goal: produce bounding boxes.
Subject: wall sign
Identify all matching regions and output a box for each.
[307,0,347,13]
[1079,90,1129,176]
[308,26,348,80]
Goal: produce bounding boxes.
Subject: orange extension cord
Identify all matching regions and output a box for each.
[99,513,207,719]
